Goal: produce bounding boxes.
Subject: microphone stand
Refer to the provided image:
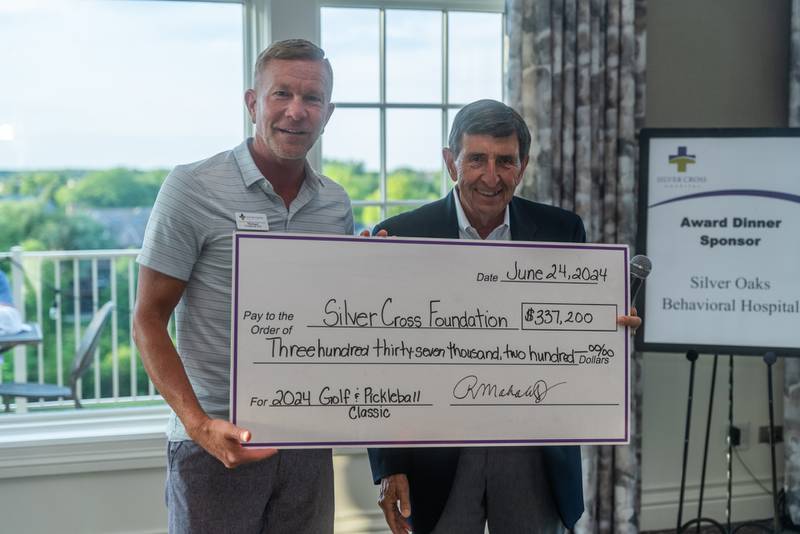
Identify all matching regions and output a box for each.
[729,352,781,534]
[727,355,734,533]
[678,349,699,532]
[678,350,726,534]
[696,353,720,531]
[765,352,781,534]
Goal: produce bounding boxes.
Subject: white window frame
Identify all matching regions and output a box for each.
[316,0,506,222]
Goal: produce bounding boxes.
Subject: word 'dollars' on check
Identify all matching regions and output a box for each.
[231,233,631,448]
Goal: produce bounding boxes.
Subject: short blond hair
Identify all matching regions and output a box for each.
[254,39,333,99]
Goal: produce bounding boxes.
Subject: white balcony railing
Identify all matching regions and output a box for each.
[1,247,163,413]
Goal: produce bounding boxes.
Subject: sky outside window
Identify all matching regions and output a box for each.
[321,8,380,103]
[448,12,503,103]
[0,0,243,171]
[386,10,442,104]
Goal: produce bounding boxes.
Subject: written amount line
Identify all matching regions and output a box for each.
[251,362,580,366]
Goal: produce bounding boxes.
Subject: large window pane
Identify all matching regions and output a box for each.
[318,5,502,223]
[448,12,503,103]
[386,109,442,201]
[386,10,442,103]
[0,0,243,246]
[0,0,243,406]
[321,7,380,103]
[322,108,380,201]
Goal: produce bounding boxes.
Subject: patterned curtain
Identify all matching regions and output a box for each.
[506,0,647,532]
[785,0,800,524]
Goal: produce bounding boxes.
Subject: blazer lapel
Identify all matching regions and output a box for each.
[509,197,538,241]
[439,189,460,239]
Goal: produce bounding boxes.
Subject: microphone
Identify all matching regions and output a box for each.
[629,254,652,307]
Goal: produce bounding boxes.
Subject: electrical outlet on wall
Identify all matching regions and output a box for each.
[758,425,783,444]
[727,422,750,450]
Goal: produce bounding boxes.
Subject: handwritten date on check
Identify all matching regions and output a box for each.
[231,233,631,448]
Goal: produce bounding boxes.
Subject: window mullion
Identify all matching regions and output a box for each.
[243,0,270,139]
[441,9,449,196]
[379,7,388,220]
[501,9,507,104]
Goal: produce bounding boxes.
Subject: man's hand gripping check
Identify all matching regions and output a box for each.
[618,307,641,333]
[134,266,277,470]
[185,417,277,469]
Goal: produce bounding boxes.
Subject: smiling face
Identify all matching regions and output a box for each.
[445,133,528,235]
[245,58,334,164]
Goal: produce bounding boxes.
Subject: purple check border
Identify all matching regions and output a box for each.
[232,233,630,447]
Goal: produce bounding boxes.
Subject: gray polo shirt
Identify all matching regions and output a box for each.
[138,139,353,441]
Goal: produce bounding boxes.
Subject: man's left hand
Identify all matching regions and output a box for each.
[616,307,641,334]
[378,474,412,534]
[359,229,388,237]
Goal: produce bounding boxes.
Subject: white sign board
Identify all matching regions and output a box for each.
[638,130,800,355]
[231,234,631,447]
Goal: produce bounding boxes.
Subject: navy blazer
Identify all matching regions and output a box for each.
[368,190,587,533]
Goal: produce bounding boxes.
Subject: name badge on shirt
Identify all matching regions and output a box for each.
[235,212,270,231]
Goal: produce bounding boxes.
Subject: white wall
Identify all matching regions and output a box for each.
[0,406,384,534]
[0,450,382,534]
[0,467,168,534]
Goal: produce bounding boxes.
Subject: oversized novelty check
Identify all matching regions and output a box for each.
[231,233,631,448]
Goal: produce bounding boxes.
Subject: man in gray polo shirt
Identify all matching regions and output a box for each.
[133,39,352,534]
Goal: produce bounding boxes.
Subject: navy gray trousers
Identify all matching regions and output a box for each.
[430,447,563,534]
[165,441,333,534]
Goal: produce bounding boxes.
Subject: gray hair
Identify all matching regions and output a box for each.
[254,39,333,99]
[448,99,531,161]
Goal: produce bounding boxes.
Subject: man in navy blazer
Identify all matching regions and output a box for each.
[368,100,639,534]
